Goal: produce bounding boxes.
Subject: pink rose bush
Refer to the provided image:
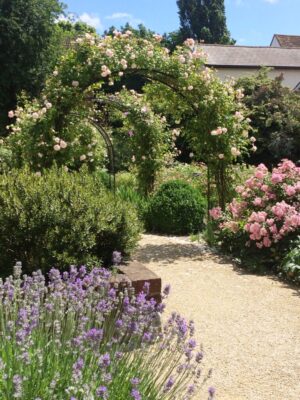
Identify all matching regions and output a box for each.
[210,160,300,278]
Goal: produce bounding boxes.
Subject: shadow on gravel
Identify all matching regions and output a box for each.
[218,255,300,298]
[136,239,300,297]
[134,242,207,265]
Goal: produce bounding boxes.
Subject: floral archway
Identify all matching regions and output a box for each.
[4,31,253,202]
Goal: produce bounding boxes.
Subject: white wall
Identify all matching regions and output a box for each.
[213,67,300,90]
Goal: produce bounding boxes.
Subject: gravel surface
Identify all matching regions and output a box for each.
[133,234,300,400]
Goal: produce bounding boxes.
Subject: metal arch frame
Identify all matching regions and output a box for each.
[88,117,116,192]
[70,113,116,192]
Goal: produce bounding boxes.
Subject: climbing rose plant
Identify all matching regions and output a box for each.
[210,159,300,270]
[0,263,214,399]
[3,31,251,197]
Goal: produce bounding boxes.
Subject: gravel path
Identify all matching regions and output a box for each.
[133,234,300,400]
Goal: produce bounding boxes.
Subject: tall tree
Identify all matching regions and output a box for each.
[0,0,64,133]
[177,0,234,44]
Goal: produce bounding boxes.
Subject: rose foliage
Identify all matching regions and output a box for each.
[2,32,251,198]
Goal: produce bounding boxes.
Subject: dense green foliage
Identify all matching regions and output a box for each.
[115,172,149,223]
[280,236,300,284]
[237,69,300,167]
[0,0,64,132]
[146,180,206,235]
[176,0,234,44]
[0,167,141,275]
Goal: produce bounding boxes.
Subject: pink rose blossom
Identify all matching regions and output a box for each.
[253,197,263,206]
[285,185,296,196]
[209,207,222,220]
[263,237,272,247]
[271,173,284,184]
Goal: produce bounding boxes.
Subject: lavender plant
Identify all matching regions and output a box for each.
[0,263,214,399]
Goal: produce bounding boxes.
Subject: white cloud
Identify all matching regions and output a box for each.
[105,12,143,26]
[79,13,103,30]
[106,12,132,20]
[264,0,279,4]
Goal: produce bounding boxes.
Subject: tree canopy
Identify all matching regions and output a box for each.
[0,0,64,132]
[177,0,234,44]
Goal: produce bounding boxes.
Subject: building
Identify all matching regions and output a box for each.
[199,36,300,91]
[270,34,300,48]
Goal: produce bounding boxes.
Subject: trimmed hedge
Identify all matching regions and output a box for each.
[0,167,141,275]
[146,180,206,235]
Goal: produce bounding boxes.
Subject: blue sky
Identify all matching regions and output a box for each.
[62,0,300,46]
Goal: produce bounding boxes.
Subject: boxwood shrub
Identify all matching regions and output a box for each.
[0,167,141,276]
[146,180,206,235]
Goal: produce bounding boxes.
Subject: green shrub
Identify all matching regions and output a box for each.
[146,180,206,235]
[115,172,149,224]
[236,69,300,166]
[0,167,141,276]
[280,236,300,284]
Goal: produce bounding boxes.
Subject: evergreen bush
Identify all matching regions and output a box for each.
[0,167,141,275]
[146,180,206,235]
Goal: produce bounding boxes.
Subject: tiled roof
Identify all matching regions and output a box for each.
[198,44,300,68]
[273,34,300,48]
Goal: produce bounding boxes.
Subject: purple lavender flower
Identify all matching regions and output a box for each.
[13,375,22,398]
[185,349,193,361]
[129,321,139,333]
[7,287,14,301]
[84,328,103,342]
[73,358,84,372]
[196,351,204,363]
[156,303,166,313]
[112,251,122,266]
[187,338,197,349]
[79,265,87,277]
[130,377,140,387]
[0,265,213,398]
[99,353,110,368]
[108,288,116,299]
[142,332,152,342]
[178,318,188,337]
[136,292,146,305]
[143,282,150,294]
[97,300,111,313]
[115,319,123,328]
[208,386,216,398]
[163,284,171,296]
[96,386,108,399]
[163,376,175,392]
[131,388,141,400]
[187,384,195,395]
[115,351,123,360]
